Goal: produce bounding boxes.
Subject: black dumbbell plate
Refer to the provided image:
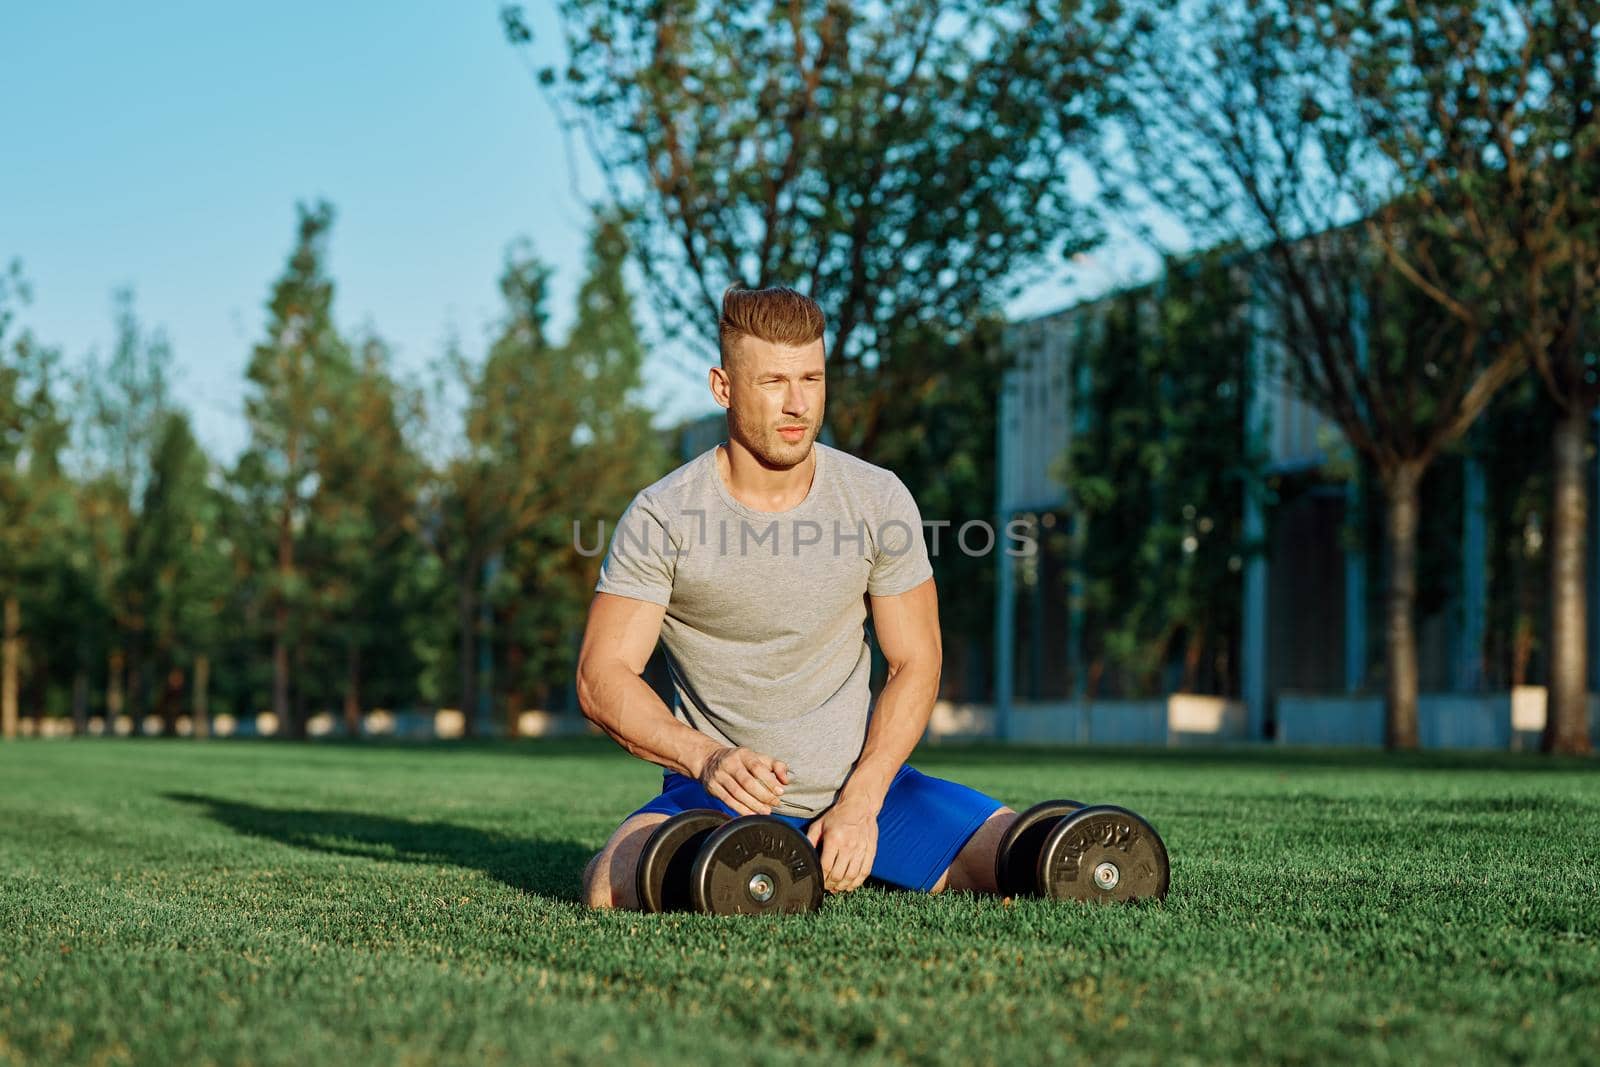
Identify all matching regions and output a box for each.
[689,816,823,915]
[636,808,731,913]
[1037,804,1169,903]
[994,799,1084,898]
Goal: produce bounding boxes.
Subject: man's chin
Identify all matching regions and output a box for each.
[759,435,812,468]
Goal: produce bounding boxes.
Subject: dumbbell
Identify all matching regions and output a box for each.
[995,799,1169,903]
[636,808,824,915]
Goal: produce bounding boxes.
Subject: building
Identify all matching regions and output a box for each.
[993,266,1600,747]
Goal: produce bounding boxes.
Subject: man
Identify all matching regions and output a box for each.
[577,285,1017,908]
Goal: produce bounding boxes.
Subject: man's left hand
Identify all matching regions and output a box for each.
[805,794,880,894]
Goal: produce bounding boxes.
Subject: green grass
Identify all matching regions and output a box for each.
[2,739,1598,1065]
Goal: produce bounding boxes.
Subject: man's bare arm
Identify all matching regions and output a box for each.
[576,592,788,814]
[846,577,943,807]
[804,577,942,893]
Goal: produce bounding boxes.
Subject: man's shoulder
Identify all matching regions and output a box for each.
[819,442,906,495]
[633,447,716,507]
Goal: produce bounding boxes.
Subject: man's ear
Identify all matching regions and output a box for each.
[708,364,732,408]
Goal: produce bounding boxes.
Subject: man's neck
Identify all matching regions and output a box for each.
[716,441,817,513]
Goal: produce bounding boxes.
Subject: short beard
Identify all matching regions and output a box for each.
[732,411,813,470]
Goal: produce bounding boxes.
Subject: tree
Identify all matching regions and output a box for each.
[306,334,431,736]
[875,312,1009,696]
[1320,0,1598,751]
[1061,252,1257,697]
[489,214,666,727]
[0,261,72,740]
[508,0,1108,460]
[126,412,231,735]
[434,246,564,735]
[1094,0,1526,747]
[81,287,173,727]
[434,215,663,735]
[241,201,355,739]
[0,261,28,741]
[216,447,280,728]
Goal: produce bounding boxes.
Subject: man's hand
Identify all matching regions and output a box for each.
[805,794,880,894]
[696,745,790,816]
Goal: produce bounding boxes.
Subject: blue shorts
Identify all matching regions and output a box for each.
[628,765,1005,892]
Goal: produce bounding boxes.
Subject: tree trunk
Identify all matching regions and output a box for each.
[1382,464,1422,750]
[505,641,525,738]
[272,607,291,737]
[344,641,362,739]
[193,655,210,739]
[126,642,144,731]
[1544,405,1592,754]
[291,643,307,740]
[458,571,480,740]
[71,669,89,736]
[274,485,294,735]
[30,670,46,733]
[107,649,125,731]
[1182,627,1205,693]
[161,667,184,734]
[2,596,18,741]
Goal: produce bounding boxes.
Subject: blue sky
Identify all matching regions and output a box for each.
[3,2,1152,461]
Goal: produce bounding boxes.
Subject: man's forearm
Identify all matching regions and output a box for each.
[841,659,940,810]
[579,665,721,778]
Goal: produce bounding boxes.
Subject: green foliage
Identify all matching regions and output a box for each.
[239,201,361,733]
[521,0,1109,457]
[124,413,232,718]
[0,262,79,728]
[1322,0,1600,411]
[437,213,667,727]
[1,202,673,733]
[306,335,433,716]
[84,287,171,505]
[1320,0,1599,747]
[1094,0,1539,747]
[0,261,72,572]
[490,213,666,711]
[875,314,1008,673]
[1098,0,1518,474]
[1060,252,1256,695]
[70,288,178,718]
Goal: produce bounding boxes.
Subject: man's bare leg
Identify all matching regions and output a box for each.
[582,812,668,910]
[928,807,1017,895]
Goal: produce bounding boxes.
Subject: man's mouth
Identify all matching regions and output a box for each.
[778,426,807,440]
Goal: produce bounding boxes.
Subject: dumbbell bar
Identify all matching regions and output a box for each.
[637,808,825,915]
[995,799,1170,902]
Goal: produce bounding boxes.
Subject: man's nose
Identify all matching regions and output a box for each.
[783,381,808,415]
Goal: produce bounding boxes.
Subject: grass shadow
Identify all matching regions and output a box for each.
[166,792,592,901]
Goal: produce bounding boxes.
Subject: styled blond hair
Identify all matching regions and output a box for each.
[718,285,826,365]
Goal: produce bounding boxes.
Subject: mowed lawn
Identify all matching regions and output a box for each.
[2,740,1598,1065]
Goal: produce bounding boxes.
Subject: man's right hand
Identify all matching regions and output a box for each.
[696,745,791,815]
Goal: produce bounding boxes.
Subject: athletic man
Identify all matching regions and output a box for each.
[577,285,1017,908]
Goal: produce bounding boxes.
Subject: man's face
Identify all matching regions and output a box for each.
[713,335,826,469]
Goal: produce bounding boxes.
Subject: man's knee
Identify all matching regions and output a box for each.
[583,813,667,911]
[581,851,612,909]
[944,806,1017,895]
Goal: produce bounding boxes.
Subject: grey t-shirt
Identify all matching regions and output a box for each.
[594,441,933,817]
